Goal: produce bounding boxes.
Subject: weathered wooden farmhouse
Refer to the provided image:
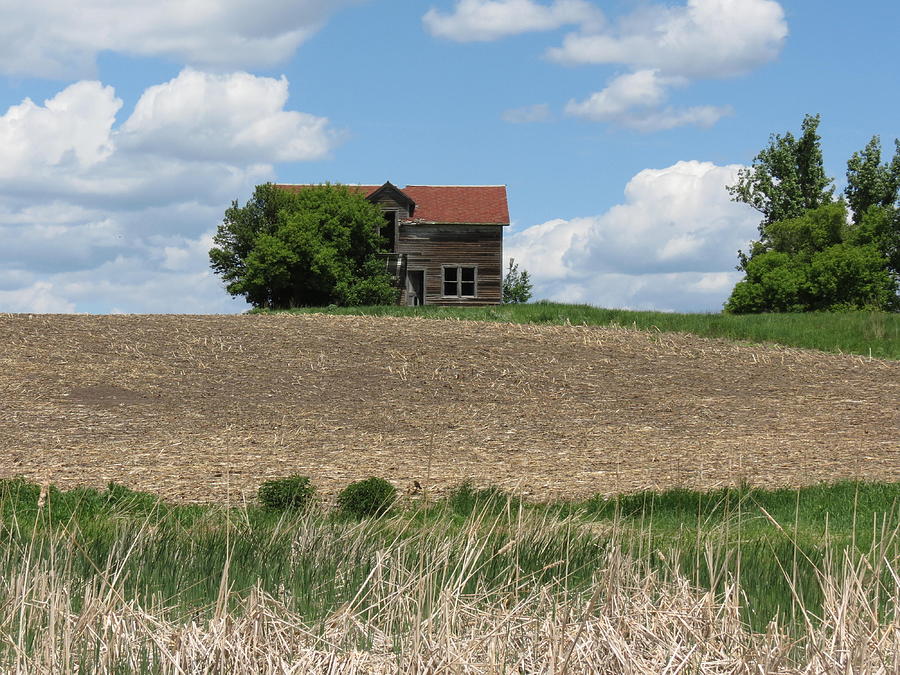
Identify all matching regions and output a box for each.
[277,182,510,306]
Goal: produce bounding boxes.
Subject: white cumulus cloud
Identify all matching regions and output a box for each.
[119,69,335,163]
[565,70,732,130]
[551,0,787,130]
[565,69,670,119]
[423,0,603,42]
[547,0,788,79]
[46,243,248,314]
[0,81,121,179]
[426,0,786,132]
[0,0,363,79]
[506,160,760,311]
[0,282,76,313]
[566,70,732,132]
[0,69,337,313]
[622,106,733,132]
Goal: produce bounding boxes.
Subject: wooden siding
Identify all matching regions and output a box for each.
[370,194,410,220]
[396,224,503,306]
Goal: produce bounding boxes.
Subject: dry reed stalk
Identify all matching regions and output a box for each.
[1,527,897,674]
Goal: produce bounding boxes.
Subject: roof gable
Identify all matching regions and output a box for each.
[366,181,416,211]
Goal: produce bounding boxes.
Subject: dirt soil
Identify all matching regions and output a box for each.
[0,313,897,503]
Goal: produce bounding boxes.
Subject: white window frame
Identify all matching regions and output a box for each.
[442,265,478,298]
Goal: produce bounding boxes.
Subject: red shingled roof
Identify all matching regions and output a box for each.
[402,186,509,225]
[274,183,509,225]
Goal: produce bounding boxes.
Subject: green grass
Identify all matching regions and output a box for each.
[426,480,900,629]
[256,302,900,359]
[578,481,900,628]
[1,478,897,637]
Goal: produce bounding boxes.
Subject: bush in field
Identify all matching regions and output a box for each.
[258,475,316,511]
[104,482,161,512]
[337,477,396,518]
[502,258,533,304]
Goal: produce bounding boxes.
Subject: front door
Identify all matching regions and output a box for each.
[406,270,425,306]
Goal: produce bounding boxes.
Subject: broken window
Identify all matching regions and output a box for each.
[379,211,397,251]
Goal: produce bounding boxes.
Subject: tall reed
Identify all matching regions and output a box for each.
[1,483,897,673]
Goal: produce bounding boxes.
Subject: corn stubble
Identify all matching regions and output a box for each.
[2,313,897,503]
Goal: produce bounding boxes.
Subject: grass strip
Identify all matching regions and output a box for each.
[256,302,900,359]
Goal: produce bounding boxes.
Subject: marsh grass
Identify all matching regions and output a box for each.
[259,302,900,359]
[0,479,897,672]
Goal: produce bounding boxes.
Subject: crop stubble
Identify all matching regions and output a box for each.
[0,313,897,502]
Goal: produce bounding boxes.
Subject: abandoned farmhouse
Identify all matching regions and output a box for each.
[278,182,510,306]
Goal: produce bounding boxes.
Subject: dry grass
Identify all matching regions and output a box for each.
[0,313,897,503]
[3,508,898,674]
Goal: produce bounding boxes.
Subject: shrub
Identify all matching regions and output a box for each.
[337,477,396,518]
[258,475,316,511]
[449,481,518,516]
[104,482,161,513]
[502,258,533,304]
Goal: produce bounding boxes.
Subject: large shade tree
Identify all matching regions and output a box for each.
[725,116,899,313]
[209,184,397,309]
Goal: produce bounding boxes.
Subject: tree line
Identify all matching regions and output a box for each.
[726,114,899,313]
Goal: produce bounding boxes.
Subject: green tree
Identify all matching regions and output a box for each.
[725,251,809,314]
[764,199,844,256]
[209,184,398,308]
[725,116,899,313]
[502,258,533,304]
[724,203,898,313]
[806,243,898,311]
[848,205,900,279]
[728,113,834,230]
[844,136,900,279]
[845,136,900,224]
[726,115,840,302]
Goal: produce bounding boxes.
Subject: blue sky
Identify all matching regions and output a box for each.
[1,0,898,313]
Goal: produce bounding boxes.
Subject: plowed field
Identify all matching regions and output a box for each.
[1,313,897,502]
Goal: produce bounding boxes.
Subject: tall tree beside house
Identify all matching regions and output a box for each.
[502,258,533,304]
[725,117,899,313]
[209,183,397,309]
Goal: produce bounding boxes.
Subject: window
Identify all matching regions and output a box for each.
[443,266,477,297]
[379,211,397,251]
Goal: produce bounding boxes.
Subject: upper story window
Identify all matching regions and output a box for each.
[379,211,397,252]
[443,266,477,297]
